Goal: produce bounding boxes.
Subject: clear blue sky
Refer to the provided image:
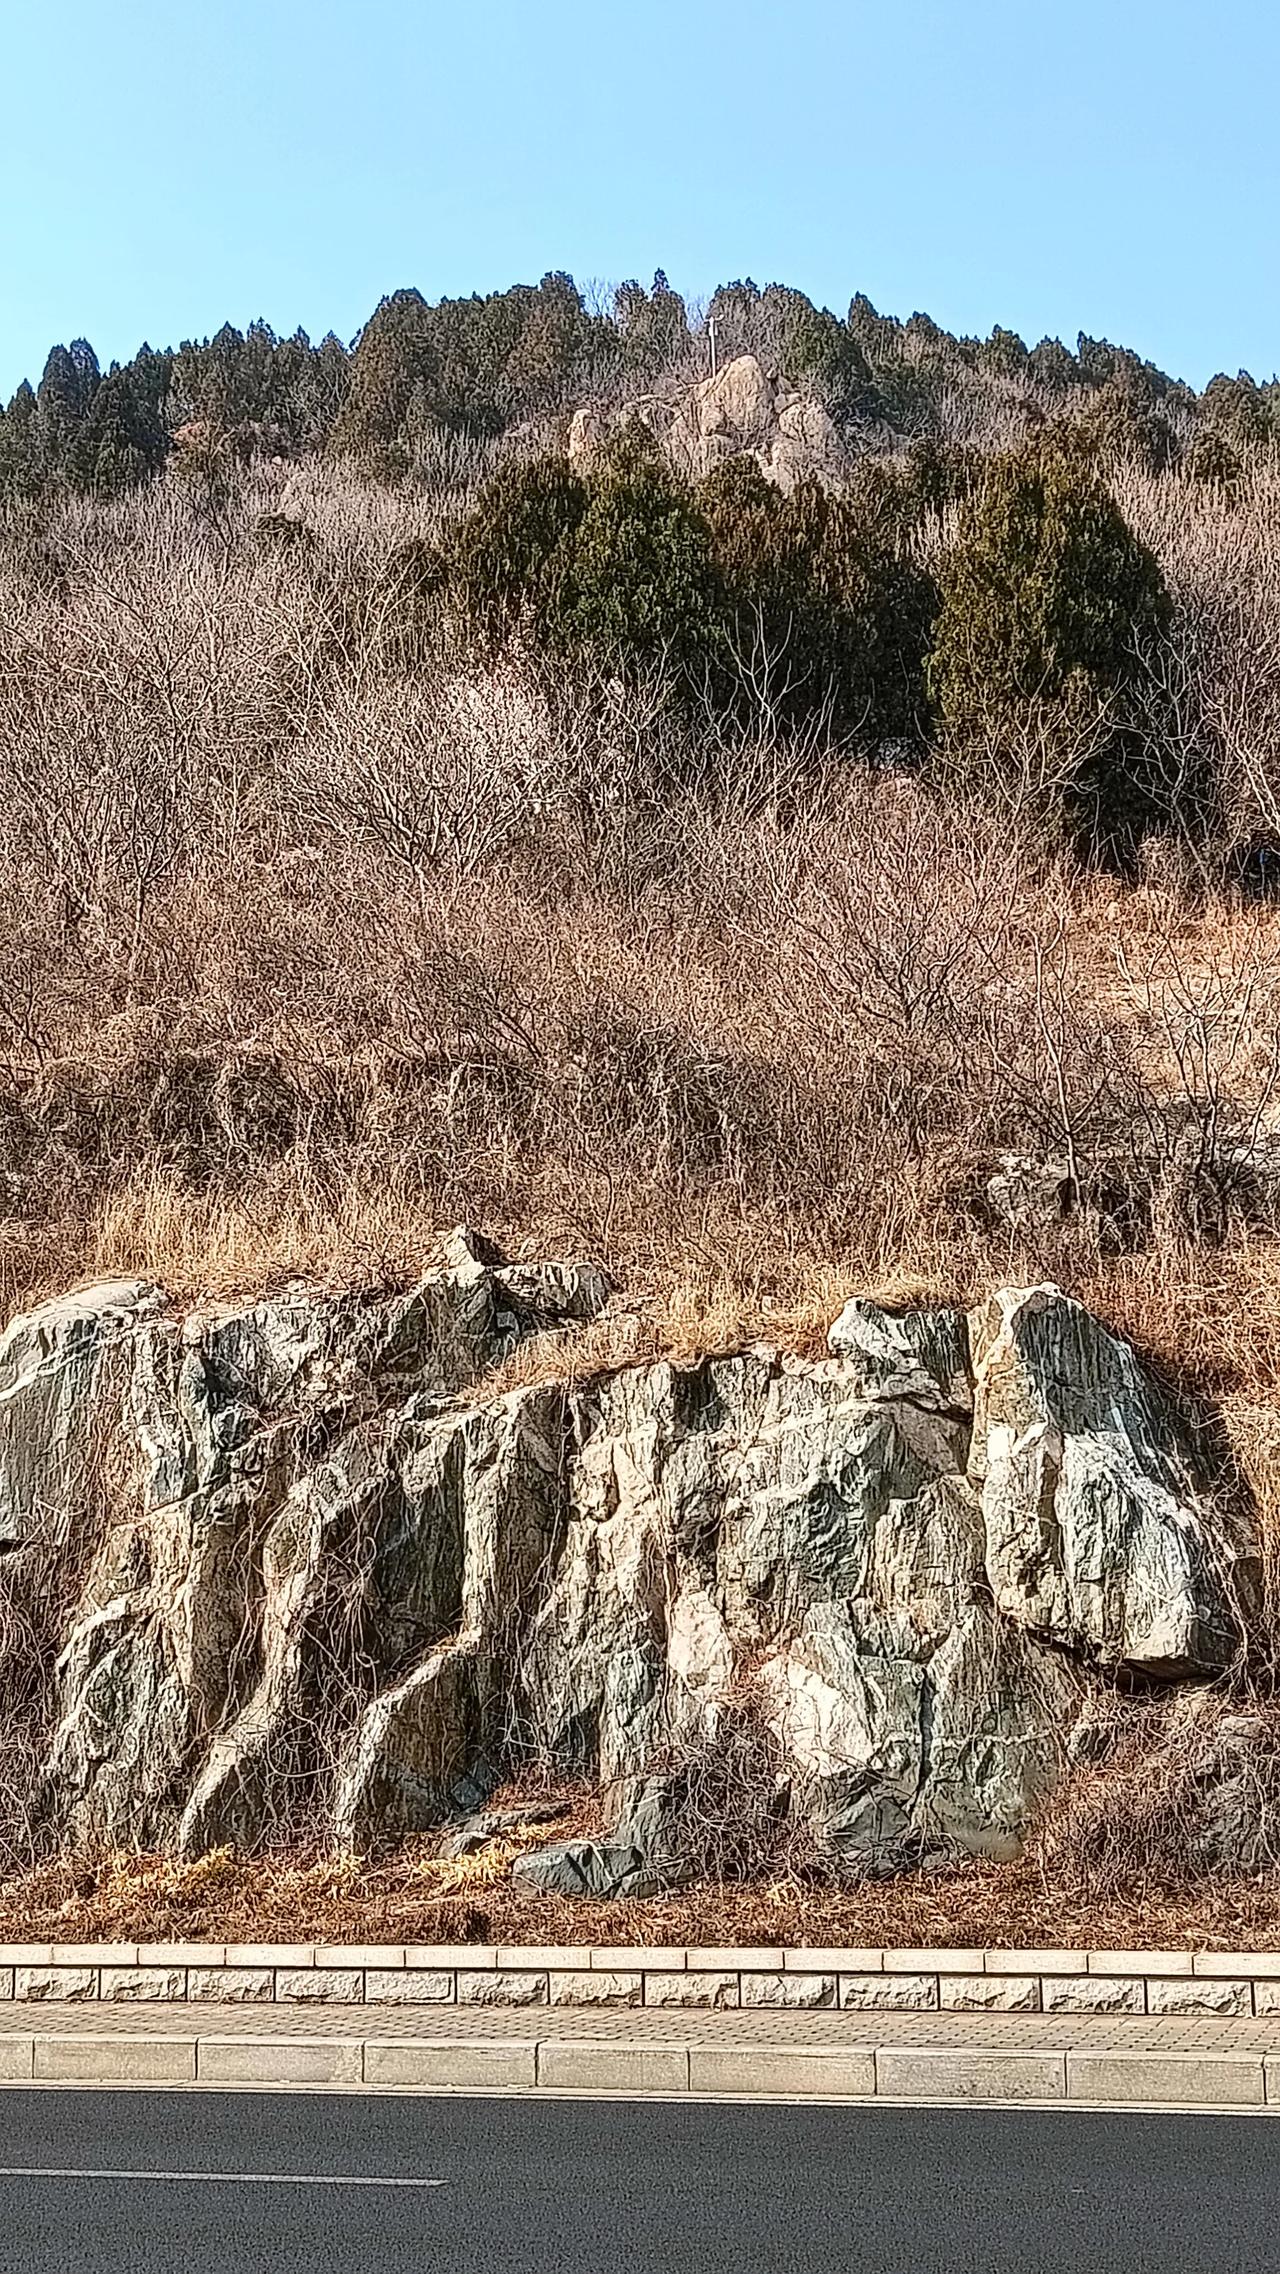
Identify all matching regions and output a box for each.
[2,0,1276,400]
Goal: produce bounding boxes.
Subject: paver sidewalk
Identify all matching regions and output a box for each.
[0,1999,1277,2106]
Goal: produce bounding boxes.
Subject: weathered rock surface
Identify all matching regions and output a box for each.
[0,1278,166,1550]
[2,1253,1256,1883]
[666,356,846,490]
[970,1285,1248,1672]
[567,354,846,495]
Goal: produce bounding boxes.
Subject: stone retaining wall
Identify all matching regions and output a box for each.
[5,1945,1280,2016]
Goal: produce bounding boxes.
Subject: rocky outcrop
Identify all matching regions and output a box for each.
[567,355,846,495]
[667,356,846,491]
[970,1286,1243,1673]
[1,1254,1257,1884]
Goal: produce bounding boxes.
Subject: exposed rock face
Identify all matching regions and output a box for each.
[0,1279,166,1550]
[2,1256,1255,1883]
[970,1286,1247,1673]
[567,355,846,495]
[667,356,846,491]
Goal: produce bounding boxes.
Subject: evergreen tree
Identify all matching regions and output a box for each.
[0,381,41,499]
[700,458,935,743]
[980,326,1030,379]
[1200,372,1273,449]
[77,365,168,494]
[1028,337,1079,390]
[559,435,725,677]
[32,339,100,483]
[447,454,587,649]
[929,443,1174,864]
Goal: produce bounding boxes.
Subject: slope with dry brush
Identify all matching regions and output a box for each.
[3,457,1280,1940]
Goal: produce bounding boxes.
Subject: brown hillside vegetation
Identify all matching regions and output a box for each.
[5,457,1280,1939]
[1,468,1280,1372]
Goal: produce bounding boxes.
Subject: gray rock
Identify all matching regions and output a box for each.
[7,1268,1256,1876]
[969,1284,1251,1673]
[511,1836,665,1900]
[0,1278,166,1550]
[439,1800,569,1858]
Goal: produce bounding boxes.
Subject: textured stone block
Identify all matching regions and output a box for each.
[275,1967,363,2002]
[877,2048,1065,2101]
[99,1967,187,2002]
[232,1945,315,1969]
[406,1945,496,1970]
[983,1949,1081,1975]
[548,1970,642,2006]
[496,1947,596,1971]
[366,1968,454,2003]
[198,2035,362,2086]
[15,1967,96,2002]
[590,1947,686,1971]
[940,1973,1040,2012]
[365,2038,536,2090]
[783,1948,882,1972]
[840,1972,938,2010]
[741,1971,836,2009]
[1087,1950,1192,1977]
[538,2041,689,2094]
[1147,1977,1251,2017]
[187,1967,274,2003]
[883,1948,982,1974]
[0,1969,17,2001]
[686,1947,782,1972]
[1068,2053,1263,2106]
[690,2047,875,2098]
[1042,1974,1144,2014]
[644,1970,739,2008]
[457,1968,547,2005]
[35,2034,195,2084]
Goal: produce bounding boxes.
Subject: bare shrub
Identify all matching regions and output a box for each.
[653,1703,827,1887]
[1034,1691,1280,1897]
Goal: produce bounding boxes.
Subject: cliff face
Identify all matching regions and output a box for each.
[0,1244,1256,1891]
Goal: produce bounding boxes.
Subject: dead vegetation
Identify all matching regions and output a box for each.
[7,458,1280,1930]
[12,1814,1280,1956]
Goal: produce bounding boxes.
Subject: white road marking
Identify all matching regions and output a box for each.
[0,2167,445,2188]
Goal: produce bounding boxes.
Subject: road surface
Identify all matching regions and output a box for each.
[0,2088,1267,2272]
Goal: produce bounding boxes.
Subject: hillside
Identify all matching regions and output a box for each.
[3,271,1275,496]
[2,270,1280,1928]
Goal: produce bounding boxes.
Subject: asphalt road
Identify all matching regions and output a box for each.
[0,2089,1269,2273]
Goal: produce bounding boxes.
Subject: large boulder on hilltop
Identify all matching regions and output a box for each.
[969,1284,1251,1673]
[692,354,779,450]
[566,355,846,495]
[666,354,846,491]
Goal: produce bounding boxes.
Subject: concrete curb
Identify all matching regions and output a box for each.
[0,2027,1278,2107]
[4,1944,1280,2017]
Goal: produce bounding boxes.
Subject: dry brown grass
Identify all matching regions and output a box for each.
[8,458,1280,1929]
[4,462,1280,1537]
[12,1831,1280,1955]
